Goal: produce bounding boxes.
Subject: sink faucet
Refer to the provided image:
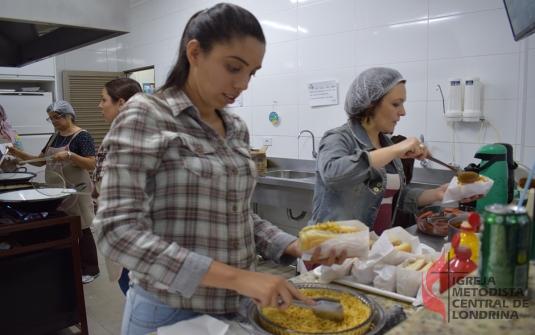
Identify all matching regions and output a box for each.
[298,130,317,158]
[419,134,428,169]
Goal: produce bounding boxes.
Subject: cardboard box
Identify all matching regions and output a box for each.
[250,146,268,175]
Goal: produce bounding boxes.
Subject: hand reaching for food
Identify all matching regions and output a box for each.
[310,247,348,267]
[234,270,316,310]
[285,238,349,266]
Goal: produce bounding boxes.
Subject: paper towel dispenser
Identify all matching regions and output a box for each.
[0,0,130,67]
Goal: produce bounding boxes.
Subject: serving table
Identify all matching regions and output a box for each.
[384,262,535,334]
[0,213,88,335]
[291,224,535,334]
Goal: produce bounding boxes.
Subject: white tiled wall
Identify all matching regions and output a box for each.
[55,0,535,167]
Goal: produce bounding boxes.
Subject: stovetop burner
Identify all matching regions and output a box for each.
[1,208,68,223]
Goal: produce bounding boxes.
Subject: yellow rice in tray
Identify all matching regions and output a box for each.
[260,289,371,334]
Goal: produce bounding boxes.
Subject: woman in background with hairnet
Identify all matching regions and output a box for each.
[311,67,482,235]
[9,100,100,283]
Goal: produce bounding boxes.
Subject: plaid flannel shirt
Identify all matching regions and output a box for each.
[93,88,297,314]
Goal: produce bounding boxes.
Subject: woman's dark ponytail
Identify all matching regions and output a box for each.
[158,4,265,92]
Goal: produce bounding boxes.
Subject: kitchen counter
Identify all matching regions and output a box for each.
[288,223,535,335]
[291,263,535,335]
[385,262,535,335]
[252,157,454,215]
[405,224,447,252]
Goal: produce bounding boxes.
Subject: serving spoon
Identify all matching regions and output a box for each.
[425,156,479,183]
[281,296,345,322]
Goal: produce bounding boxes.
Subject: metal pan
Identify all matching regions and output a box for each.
[0,183,86,212]
[0,171,37,185]
[0,182,34,192]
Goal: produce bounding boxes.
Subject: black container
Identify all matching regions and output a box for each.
[495,143,517,203]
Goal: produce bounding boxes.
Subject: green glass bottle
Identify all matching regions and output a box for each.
[475,144,508,212]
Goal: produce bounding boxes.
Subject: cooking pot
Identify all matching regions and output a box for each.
[0,183,86,212]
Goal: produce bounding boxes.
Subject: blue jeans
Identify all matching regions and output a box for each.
[122,284,202,335]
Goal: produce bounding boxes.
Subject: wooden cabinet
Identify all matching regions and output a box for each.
[0,214,89,335]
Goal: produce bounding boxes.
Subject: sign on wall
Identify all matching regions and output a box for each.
[308,79,338,107]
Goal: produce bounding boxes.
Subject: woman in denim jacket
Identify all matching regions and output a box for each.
[312,68,481,235]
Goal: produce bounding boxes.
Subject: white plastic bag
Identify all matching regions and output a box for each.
[300,220,370,261]
[372,263,397,292]
[318,258,355,283]
[351,227,419,284]
[396,253,440,298]
[350,257,375,285]
[379,227,422,265]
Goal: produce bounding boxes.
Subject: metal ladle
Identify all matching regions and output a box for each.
[282,296,345,322]
[425,156,479,183]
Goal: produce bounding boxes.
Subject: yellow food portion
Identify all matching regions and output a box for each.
[298,222,359,251]
[394,242,412,253]
[405,258,426,271]
[403,259,434,272]
[457,175,487,186]
[386,237,412,252]
[419,261,434,272]
[388,238,402,246]
[260,289,371,334]
[299,222,360,235]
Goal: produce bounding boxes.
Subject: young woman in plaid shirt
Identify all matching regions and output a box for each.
[93,4,347,334]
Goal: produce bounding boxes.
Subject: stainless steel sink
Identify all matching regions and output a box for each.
[407,182,441,190]
[253,159,317,212]
[261,170,315,179]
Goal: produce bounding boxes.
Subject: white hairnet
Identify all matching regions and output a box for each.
[344,67,405,118]
[47,100,76,121]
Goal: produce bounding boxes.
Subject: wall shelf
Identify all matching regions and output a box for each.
[0,76,55,82]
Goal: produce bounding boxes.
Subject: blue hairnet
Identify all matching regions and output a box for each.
[344,67,406,118]
[46,100,76,121]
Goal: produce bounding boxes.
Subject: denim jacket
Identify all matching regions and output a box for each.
[311,118,424,229]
